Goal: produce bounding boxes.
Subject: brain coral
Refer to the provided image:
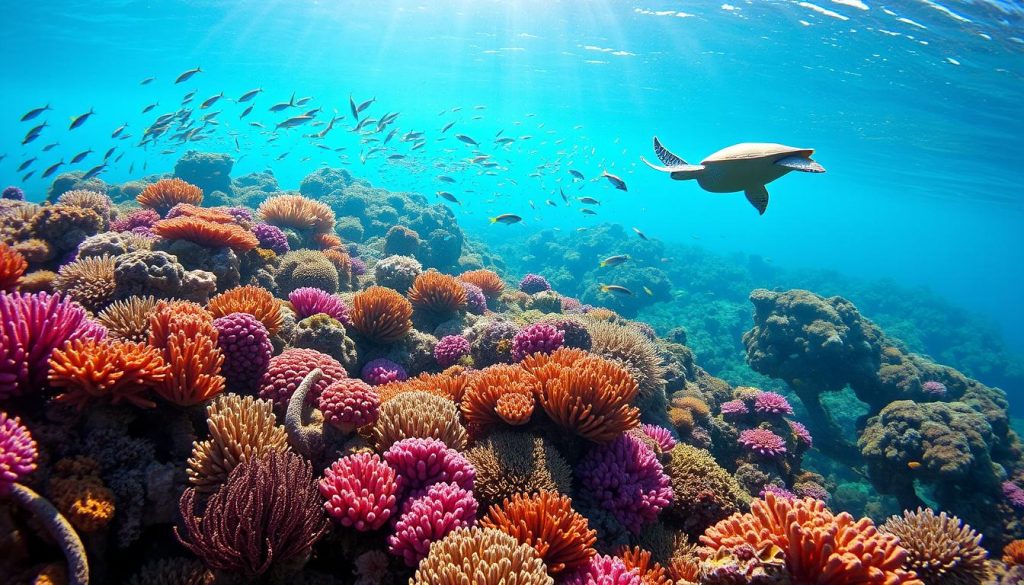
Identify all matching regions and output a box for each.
[276,249,341,295]
[665,444,750,536]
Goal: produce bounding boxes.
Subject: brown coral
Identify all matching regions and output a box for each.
[257,193,335,234]
[881,508,989,585]
[459,269,505,298]
[466,431,572,510]
[137,178,204,215]
[350,286,413,343]
[408,270,468,316]
[207,285,283,337]
[53,254,117,313]
[96,295,158,343]
[48,338,171,409]
[153,216,258,251]
[665,444,750,536]
[48,456,116,533]
[371,390,468,451]
[482,491,597,575]
[412,527,553,585]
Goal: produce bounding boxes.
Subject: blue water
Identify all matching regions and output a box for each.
[3,0,1023,353]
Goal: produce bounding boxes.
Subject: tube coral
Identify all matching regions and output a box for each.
[387,481,478,566]
[319,452,399,531]
[207,285,283,337]
[350,286,413,343]
[408,270,468,316]
[0,242,27,292]
[482,491,597,575]
[137,178,204,215]
[411,526,553,585]
[48,338,170,409]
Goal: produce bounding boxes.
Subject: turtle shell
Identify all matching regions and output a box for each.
[702,143,813,163]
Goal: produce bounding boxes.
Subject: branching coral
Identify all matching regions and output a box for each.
[411,526,553,585]
[257,193,335,234]
[372,390,468,451]
[408,270,468,316]
[186,394,289,491]
[0,242,27,292]
[152,216,259,251]
[95,295,157,343]
[319,452,399,531]
[207,285,283,337]
[482,491,597,576]
[461,364,540,433]
[177,451,328,578]
[53,255,117,313]
[350,286,413,343]
[137,178,204,215]
[48,338,170,409]
[881,508,989,585]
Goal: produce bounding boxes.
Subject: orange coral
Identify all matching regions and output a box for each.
[0,242,28,292]
[461,365,539,433]
[482,491,597,575]
[315,232,343,250]
[147,301,211,347]
[378,370,470,404]
[48,339,171,409]
[153,216,258,251]
[207,285,283,336]
[699,493,921,585]
[323,248,354,289]
[48,456,116,533]
[1004,540,1024,566]
[350,286,413,343]
[136,178,203,214]
[619,547,672,585]
[257,194,335,234]
[520,347,590,387]
[148,303,225,406]
[165,203,237,224]
[408,270,468,316]
[533,353,640,443]
[459,269,505,298]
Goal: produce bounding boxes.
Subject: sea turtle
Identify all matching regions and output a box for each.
[641,137,825,214]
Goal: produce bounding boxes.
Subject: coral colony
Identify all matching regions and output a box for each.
[0,162,1022,585]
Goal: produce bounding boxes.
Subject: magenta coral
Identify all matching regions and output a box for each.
[383,437,475,498]
[213,312,272,394]
[641,424,677,453]
[753,391,794,415]
[1,292,104,400]
[462,282,487,315]
[258,348,348,409]
[110,208,160,232]
[511,322,565,362]
[575,433,673,534]
[434,335,471,368]
[921,380,947,397]
[318,378,380,433]
[518,273,551,294]
[563,554,642,585]
[1,411,38,495]
[760,484,796,499]
[719,399,748,417]
[361,358,407,386]
[738,428,788,458]
[788,420,813,447]
[386,482,478,567]
[1004,481,1024,510]
[289,287,351,325]
[320,452,399,531]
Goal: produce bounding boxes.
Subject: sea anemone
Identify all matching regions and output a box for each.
[752,391,794,415]
[251,222,289,255]
[152,216,258,251]
[411,526,552,585]
[737,428,788,458]
[534,353,640,444]
[1,411,38,495]
[58,190,113,222]
[1003,540,1024,566]
[482,491,597,575]
[137,178,204,215]
[881,508,989,585]
[519,274,551,294]
[320,452,399,531]
[257,193,335,234]
[408,270,468,316]
[361,358,408,386]
[213,313,272,394]
[207,285,283,337]
[350,286,413,343]
[258,348,348,409]
[461,364,539,433]
[563,555,642,585]
[48,338,170,409]
[0,242,27,292]
[511,322,565,361]
[383,437,475,497]
[318,378,380,433]
[53,255,117,313]
[434,335,471,368]
[788,420,813,448]
[95,295,156,343]
[619,547,672,585]
[387,482,478,566]
[459,269,505,298]
[288,287,350,324]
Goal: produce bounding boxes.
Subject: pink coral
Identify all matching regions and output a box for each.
[434,335,471,368]
[788,420,813,447]
[110,208,160,232]
[318,378,380,433]
[738,428,788,458]
[361,358,407,386]
[753,391,794,415]
[563,555,642,585]
[921,380,947,397]
[383,437,475,498]
[575,433,673,534]
[213,312,272,394]
[258,348,348,409]
[760,484,797,499]
[1,411,38,495]
[641,424,677,453]
[1004,481,1024,510]
[1,292,105,400]
[719,400,748,417]
[320,453,399,531]
[511,322,565,362]
[289,287,351,325]
[387,482,478,567]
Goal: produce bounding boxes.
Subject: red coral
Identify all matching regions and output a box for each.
[320,452,399,531]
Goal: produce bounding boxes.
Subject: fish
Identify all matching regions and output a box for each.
[437,175,456,183]
[41,160,64,178]
[601,170,627,191]
[199,93,224,109]
[383,128,398,145]
[80,163,107,180]
[411,142,426,151]
[560,188,569,203]
[175,66,202,84]
[495,137,515,144]
[201,111,220,121]
[17,158,37,172]
[357,97,376,113]
[238,88,263,102]
[140,77,155,85]
[111,123,128,138]
[455,134,479,146]
[240,105,254,119]
[70,149,93,164]
[295,96,313,106]
[275,115,314,129]
[599,254,629,268]
[388,154,407,160]
[22,171,34,181]
[276,152,288,161]
[578,197,600,205]
[269,93,296,112]
[303,107,322,118]
[643,286,654,296]
[441,121,455,133]
[20,105,52,122]
[436,191,460,205]
[599,284,633,296]
[129,162,135,174]
[103,147,116,160]
[907,461,922,470]
[22,128,44,145]
[349,95,359,121]
[581,208,597,215]
[490,213,522,225]
[569,169,585,180]
[632,227,648,240]
[42,142,59,152]
[114,152,124,163]
[546,200,557,207]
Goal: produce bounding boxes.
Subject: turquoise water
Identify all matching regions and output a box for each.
[3,0,1022,351]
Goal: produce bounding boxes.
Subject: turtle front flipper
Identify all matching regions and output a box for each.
[775,155,825,173]
[745,185,769,215]
[640,156,704,179]
[653,136,689,166]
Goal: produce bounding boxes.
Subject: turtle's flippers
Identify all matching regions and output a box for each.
[745,185,769,215]
[775,155,825,173]
[641,156,704,179]
[653,136,689,166]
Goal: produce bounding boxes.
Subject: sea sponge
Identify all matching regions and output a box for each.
[384,225,420,256]
[96,295,156,343]
[881,508,989,585]
[110,208,160,232]
[466,317,520,366]
[207,285,283,337]
[0,411,38,494]
[257,193,335,234]
[387,482,478,566]
[0,242,27,292]
[350,286,413,343]
[461,364,539,433]
[294,314,358,370]
[372,390,468,451]
[48,461,116,533]
[408,270,468,317]
[319,452,399,531]
[374,254,422,291]
[276,249,340,295]
[361,358,408,386]
[53,254,117,313]
[383,437,475,497]
[152,216,258,251]
[482,491,597,575]
[137,178,204,215]
[77,230,152,259]
[665,444,750,536]
[18,269,57,293]
[48,338,170,409]
[112,250,217,303]
[411,526,552,585]
[187,394,289,491]
[257,348,348,409]
[213,313,272,394]
[30,203,105,253]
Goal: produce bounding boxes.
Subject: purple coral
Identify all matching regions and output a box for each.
[289,287,350,325]
[738,428,788,458]
[719,400,749,418]
[387,482,477,567]
[0,411,38,495]
[361,358,407,386]
[461,282,487,315]
[575,433,673,534]
[318,378,380,433]
[252,222,290,255]
[753,391,794,415]
[434,335,471,368]
[546,317,592,350]
[788,420,813,447]
[350,256,367,277]
[214,313,273,394]
[641,424,677,453]
[511,322,564,361]
[469,318,520,366]
[1003,481,1024,510]
[2,186,25,201]
[794,481,830,502]
[383,437,475,498]
[1,292,104,400]
[921,380,947,397]
[563,555,642,585]
[518,273,551,294]
[759,484,796,499]
[110,208,160,232]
